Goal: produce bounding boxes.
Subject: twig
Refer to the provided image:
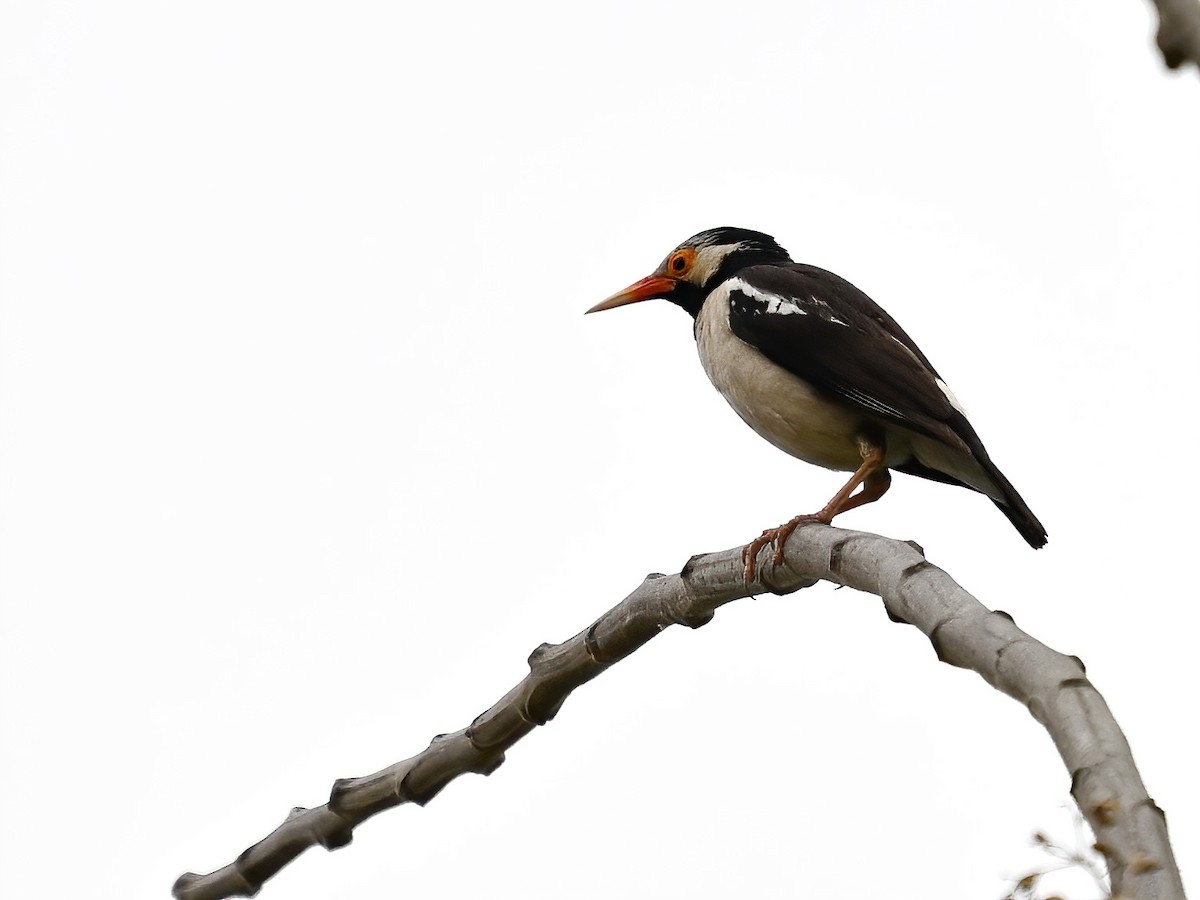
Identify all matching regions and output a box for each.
[173,525,1184,900]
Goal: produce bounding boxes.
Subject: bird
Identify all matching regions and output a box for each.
[586,227,1046,581]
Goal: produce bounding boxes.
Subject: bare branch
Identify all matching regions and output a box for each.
[173,526,1184,900]
[1147,0,1200,71]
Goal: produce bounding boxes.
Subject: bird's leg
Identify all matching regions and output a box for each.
[814,453,891,519]
[742,436,889,582]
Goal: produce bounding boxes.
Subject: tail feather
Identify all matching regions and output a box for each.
[976,446,1047,549]
[990,494,1048,549]
[894,409,1048,548]
[944,409,1047,549]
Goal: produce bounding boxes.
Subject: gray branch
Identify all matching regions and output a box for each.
[1147,0,1200,71]
[173,526,1185,900]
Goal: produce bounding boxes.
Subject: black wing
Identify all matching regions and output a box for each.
[725,264,964,448]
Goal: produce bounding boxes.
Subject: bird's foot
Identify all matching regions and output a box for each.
[741,514,824,582]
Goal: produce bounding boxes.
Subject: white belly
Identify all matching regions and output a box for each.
[695,290,865,472]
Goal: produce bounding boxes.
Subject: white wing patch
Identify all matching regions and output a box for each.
[725,277,806,315]
[724,277,849,325]
[936,378,969,416]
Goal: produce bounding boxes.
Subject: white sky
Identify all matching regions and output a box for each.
[2,2,1198,898]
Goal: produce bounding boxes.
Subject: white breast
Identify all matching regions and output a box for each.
[694,284,866,473]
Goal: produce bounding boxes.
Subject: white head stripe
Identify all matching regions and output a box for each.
[689,242,746,286]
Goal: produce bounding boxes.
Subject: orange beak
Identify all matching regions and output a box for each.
[585,274,676,314]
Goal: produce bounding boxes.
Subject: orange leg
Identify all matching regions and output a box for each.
[742,437,890,582]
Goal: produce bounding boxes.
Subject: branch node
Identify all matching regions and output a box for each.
[1093,796,1121,826]
[900,559,934,581]
[680,552,710,581]
[584,621,604,662]
[465,723,486,750]
[319,823,354,850]
[458,725,510,776]
[477,752,506,776]
[927,618,966,667]
[230,851,267,896]
[1129,852,1163,874]
[527,642,554,668]
[1059,676,1091,691]
[828,535,854,576]
[400,732,490,806]
[328,777,358,809]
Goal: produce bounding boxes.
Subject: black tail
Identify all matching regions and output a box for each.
[977,452,1047,548]
[895,409,1048,549]
[990,493,1047,548]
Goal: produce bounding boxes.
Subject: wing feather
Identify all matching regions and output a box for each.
[725,265,962,447]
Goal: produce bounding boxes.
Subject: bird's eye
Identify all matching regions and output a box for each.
[668,250,694,275]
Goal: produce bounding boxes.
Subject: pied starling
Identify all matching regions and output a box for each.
[587,227,1047,581]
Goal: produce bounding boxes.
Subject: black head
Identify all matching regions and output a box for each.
[587,227,792,318]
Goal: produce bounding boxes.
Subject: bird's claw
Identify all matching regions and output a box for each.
[741,515,823,583]
[741,531,773,583]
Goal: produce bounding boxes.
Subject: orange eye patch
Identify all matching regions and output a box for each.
[666,247,696,276]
